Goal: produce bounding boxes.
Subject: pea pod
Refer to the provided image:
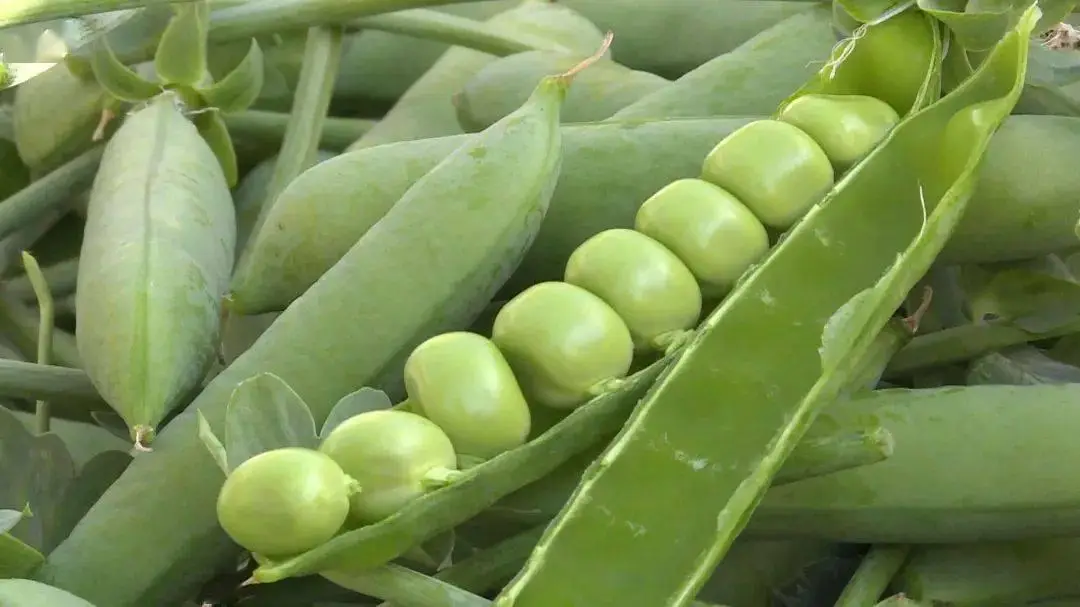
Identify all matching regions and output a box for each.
[345,0,603,151]
[222,116,755,314]
[36,44,584,607]
[75,93,235,448]
[493,8,1033,606]
[455,50,670,131]
[0,579,96,607]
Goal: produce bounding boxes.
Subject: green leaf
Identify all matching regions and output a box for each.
[154,1,210,88]
[0,405,75,553]
[53,450,131,543]
[964,267,1080,332]
[0,532,44,578]
[320,387,392,438]
[88,37,159,103]
[196,410,229,475]
[193,109,238,187]
[199,39,264,114]
[224,372,318,471]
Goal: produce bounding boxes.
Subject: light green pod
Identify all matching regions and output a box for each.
[777,94,900,172]
[319,410,459,524]
[564,229,701,350]
[76,93,236,447]
[634,178,770,297]
[491,281,634,409]
[700,119,834,230]
[405,331,531,460]
[0,579,97,607]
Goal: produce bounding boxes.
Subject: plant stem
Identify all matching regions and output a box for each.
[232,24,343,277]
[322,562,492,607]
[0,0,192,29]
[4,257,80,302]
[884,319,1080,379]
[0,289,82,368]
[0,147,103,243]
[348,8,565,56]
[20,252,54,435]
[773,427,893,485]
[224,111,375,152]
[834,545,912,607]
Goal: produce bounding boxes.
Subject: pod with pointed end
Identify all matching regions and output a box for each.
[405,331,531,462]
[564,228,701,351]
[634,178,770,298]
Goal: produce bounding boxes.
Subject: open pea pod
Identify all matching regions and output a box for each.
[75,92,235,447]
[489,6,1036,607]
[779,5,943,117]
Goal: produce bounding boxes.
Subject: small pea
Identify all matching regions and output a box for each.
[564,228,701,351]
[700,119,834,230]
[634,178,770,298]
[491,281,634,409]
[405,331,531,461]
[319,410,459,524]
[215,447,355,557]
[778,94,900,172]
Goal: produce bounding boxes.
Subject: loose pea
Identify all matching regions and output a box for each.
[634,178,770,297]
[564,228,701,350]
[405,331,531,461]
[700,119,834,230]
[215,447,354,558]
[318,410,459,524]
[491,281,634,409]
[777,94,900,172]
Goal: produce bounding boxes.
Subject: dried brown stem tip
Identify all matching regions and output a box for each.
[92,107,115,142]
[560,31,615,81]
[1043,22,1080,50]
[902,285,933,334]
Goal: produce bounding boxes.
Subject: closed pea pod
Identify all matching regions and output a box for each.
[76,92,235,448]
[564,228,701,351]
[491,281,634,410]
[319,410,460,525]
[634,178,770,298]
[216,447,356,558]
[0,579,97,607]
[700,119,834,230]
[405,331,531,462]
[777,94,901,172]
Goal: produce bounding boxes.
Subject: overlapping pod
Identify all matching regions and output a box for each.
[76,93,236,448]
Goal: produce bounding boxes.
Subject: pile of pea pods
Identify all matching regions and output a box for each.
[3,0,1080,606]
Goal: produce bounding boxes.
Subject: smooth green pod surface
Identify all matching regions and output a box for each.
[0,579,96,607]
[564,228,701,350]
[12,63,108,174]
[345,0,602,151]
[38,60,572,607]
[216,448,353,557]
[320,411,458,524]
[223,117,756,313]
[749,384,1080,542]
[75,93,235,445]
[405,331,531,461]
[777,94,900,172]
[634,178,770,298]
[455,50,670,131]
[493,9,1033,605]
[492,281,634,409]
[700,119,834,230]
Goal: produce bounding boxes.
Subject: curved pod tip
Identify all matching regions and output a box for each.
[555,31,615,84]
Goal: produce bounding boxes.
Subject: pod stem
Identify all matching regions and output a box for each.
[421,467,463,490]
[133,425,154,453]
[556,31,614,83]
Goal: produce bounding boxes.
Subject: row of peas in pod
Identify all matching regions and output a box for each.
[211,91,902,562]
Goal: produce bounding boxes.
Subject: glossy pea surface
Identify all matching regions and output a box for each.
[564,229,702,350]
[701,119,834,230]
[778,94,900,172]
[405,331,531,460]
[491,281,634,409]
[319,410,458,524]
[215,448,352,557]
[635,178,770,297]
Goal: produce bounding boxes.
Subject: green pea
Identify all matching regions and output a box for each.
[700,119,834,230]
[319,410,459,524]
[491,281,634,409]
[634,178,770,297]
[215,447,354,558]
[564,228,701,351]
[405,331,531,461]
[777,94,900,172]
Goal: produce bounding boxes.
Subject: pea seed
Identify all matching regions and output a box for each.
[778,94,900,172]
